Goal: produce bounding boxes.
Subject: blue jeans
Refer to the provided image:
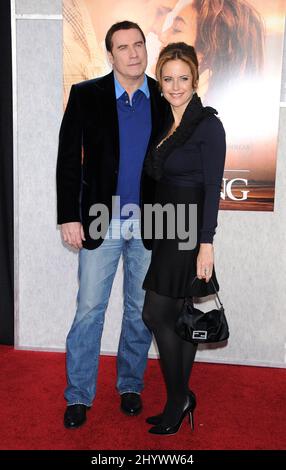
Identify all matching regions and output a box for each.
[64,219,152,406]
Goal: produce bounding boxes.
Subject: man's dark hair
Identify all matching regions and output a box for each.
[105,21,146,53]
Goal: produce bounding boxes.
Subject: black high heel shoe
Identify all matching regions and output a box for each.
[146,390,196,426]
[148,393,196,435]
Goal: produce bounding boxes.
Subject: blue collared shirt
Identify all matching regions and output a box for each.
[114,73,150,104]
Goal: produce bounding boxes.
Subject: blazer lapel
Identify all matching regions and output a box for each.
[147,76,164,150]
[101,72,120,163]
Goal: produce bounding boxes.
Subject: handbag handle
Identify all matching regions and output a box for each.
[191,276,223,309]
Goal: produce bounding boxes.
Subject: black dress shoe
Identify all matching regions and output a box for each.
[64,404,88,429]
[146,390,196,425]
[148,394,195,435]
[120,393,142,416]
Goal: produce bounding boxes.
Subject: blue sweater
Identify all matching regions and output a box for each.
[114,75,151,219]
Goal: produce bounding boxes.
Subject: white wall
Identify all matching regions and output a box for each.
[13,1,286,367]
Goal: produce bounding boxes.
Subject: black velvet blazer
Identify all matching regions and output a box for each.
[56,72,166,249]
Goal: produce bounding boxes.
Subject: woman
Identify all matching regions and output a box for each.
[142,42,226,435]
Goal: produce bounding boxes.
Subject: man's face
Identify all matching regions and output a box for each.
[107,28,148,80]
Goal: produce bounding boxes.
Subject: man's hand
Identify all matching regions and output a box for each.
[60,222,86,249]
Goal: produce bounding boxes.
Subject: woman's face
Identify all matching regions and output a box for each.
[161,59,196,110]
[147,0,178,36]
[159,3,198,47]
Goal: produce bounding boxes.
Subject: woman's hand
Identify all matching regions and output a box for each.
[197,243,214,282]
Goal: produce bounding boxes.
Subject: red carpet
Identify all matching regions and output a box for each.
[0,346,285,450]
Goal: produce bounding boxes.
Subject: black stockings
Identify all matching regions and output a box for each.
[142,289,197,425]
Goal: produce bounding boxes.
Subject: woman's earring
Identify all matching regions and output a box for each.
[161,92,164,97]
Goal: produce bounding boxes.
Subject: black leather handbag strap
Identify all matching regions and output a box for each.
[191,276,223,309]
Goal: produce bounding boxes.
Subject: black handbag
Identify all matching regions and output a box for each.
[175,278,229,344]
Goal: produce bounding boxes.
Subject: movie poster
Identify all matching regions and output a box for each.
[63,0,285,211]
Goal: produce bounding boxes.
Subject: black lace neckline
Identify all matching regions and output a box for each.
[144,93,218,181]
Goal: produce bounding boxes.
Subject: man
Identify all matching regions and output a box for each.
[57,21,166,429]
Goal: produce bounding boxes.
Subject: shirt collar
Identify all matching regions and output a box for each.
[114,73,150,100]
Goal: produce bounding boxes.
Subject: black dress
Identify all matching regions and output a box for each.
[142,94,226,298]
